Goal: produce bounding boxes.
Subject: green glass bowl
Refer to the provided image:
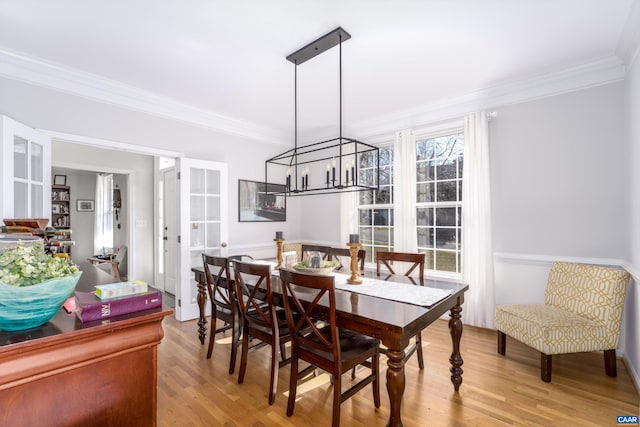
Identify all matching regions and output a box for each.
[0,273,82,331]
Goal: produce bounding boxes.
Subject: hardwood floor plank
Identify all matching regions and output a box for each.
[157,316,639,426]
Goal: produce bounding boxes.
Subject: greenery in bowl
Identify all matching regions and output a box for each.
[0,242,79,287]
[294,260,340,269]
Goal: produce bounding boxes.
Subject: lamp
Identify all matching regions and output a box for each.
[265,27,380,196]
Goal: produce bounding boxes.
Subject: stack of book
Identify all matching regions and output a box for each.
[74,280,162,323]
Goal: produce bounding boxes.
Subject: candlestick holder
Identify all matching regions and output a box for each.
[274,238,284,269]
[346,242,363,284]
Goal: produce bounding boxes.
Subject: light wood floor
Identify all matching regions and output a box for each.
[157,316,639,426]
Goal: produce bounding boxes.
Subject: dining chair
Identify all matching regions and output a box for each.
[279,269,380,427]
[375,251,426,369]
[202,254,241,374]
[234,260,291,405]
[326,247,366,272]
[301,244,331,262]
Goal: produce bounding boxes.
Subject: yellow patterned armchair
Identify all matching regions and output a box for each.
[495,261,630,382]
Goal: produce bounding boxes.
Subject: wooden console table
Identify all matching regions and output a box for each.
[0,262,172,427]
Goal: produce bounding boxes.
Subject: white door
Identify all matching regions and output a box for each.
[176,158,228,321]
[162,167,178,295]
[0,116,51,220]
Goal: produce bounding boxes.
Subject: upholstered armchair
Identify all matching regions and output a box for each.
[495,261,630,382]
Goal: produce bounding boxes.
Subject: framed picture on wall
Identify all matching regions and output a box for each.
[53,174,67,186]
[76,199,95,212]
[238,179,286,222]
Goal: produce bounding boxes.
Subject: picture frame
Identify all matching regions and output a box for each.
[51,204,61,214]
[76,199,95,212]
[53,174,67,186]
[238,179,286,222]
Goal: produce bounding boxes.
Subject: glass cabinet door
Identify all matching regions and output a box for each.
[1,116,51,220]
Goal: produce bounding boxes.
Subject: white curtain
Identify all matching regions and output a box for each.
[393,129,418,273]
[94,173,114,254]
[461,112,496,329]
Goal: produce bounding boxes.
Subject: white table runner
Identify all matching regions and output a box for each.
[333,275,453,308]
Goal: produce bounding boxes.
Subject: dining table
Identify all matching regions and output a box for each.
[192,265,468,427]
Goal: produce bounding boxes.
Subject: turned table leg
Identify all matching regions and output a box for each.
[385,348,406,427]
[448,298,464,391]
[196,277,207,345]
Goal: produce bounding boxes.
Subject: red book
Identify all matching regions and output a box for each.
[74,289,162,323]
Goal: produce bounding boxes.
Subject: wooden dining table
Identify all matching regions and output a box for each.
[192,266,468,427]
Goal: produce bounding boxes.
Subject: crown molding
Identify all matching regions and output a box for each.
[616,0,640,70]
[350,56,626,140]
[0,47,627,146]
[0,47,287,146]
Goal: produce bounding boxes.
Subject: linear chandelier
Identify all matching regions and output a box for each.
[265,27,380,196]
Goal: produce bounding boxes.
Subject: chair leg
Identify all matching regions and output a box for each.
[541,353,552,382]
[497,331,506,355]
[415,332,424,370]
[604,349,617,377]
[228,316,240,374]
[286,355,298,417]
[268,340,279,405]
[372,354,380,408]
[237,326,249,384]
[206,309,216,359]
[332,370,342,427]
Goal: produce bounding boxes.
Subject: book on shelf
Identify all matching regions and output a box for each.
[74,288,162,323]
[94,280,148,299]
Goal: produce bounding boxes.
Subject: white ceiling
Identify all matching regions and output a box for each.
[0,0,639,147]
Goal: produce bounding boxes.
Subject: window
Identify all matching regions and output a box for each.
[357,130,464,275]
[416,132,464,273]
[358,146,393,263]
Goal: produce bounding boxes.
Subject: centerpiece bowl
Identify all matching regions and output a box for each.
[292,260,340,275]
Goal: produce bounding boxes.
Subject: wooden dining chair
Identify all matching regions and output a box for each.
[234,260,291,405]
[376,251,426,369]
[279,269,380,427]
[326,247,366,272]
[202,254,241,374]
[301,244,331,262]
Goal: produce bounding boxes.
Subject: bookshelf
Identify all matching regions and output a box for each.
[51,185,72,254]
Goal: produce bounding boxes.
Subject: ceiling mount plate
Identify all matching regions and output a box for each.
[286,27,351,65]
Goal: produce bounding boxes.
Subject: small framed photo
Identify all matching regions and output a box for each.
[51,204,61,214]
[53,175,67,186]
[76,199,95,212]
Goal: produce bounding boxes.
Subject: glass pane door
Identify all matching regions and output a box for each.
[177,158,228,321]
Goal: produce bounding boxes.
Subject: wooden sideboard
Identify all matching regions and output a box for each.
[0,262,173,427]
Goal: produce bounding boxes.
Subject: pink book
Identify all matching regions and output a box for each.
[74,289,162,323]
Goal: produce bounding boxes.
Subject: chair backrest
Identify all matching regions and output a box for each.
[301,244,331,262]
[114,244,127,263]
[233,260,276,331]
[279,269,340,364]
[544,262,630,341]
[202,254,234,312]
[327,247,366,272]
[376,252,425,282]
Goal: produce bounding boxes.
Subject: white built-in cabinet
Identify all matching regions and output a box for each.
[0,116,51,221]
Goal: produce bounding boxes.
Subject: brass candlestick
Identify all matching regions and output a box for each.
[274,238,284,269]
[346,242,363,284]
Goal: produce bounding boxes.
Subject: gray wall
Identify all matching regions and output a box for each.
[625,48,640,390]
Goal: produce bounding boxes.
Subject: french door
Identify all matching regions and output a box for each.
[0,115,51,220]
[176,158,228,321]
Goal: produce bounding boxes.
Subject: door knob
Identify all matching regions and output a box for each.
[221,242,228,247]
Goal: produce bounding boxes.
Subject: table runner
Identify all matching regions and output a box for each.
[333,275,453,307]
